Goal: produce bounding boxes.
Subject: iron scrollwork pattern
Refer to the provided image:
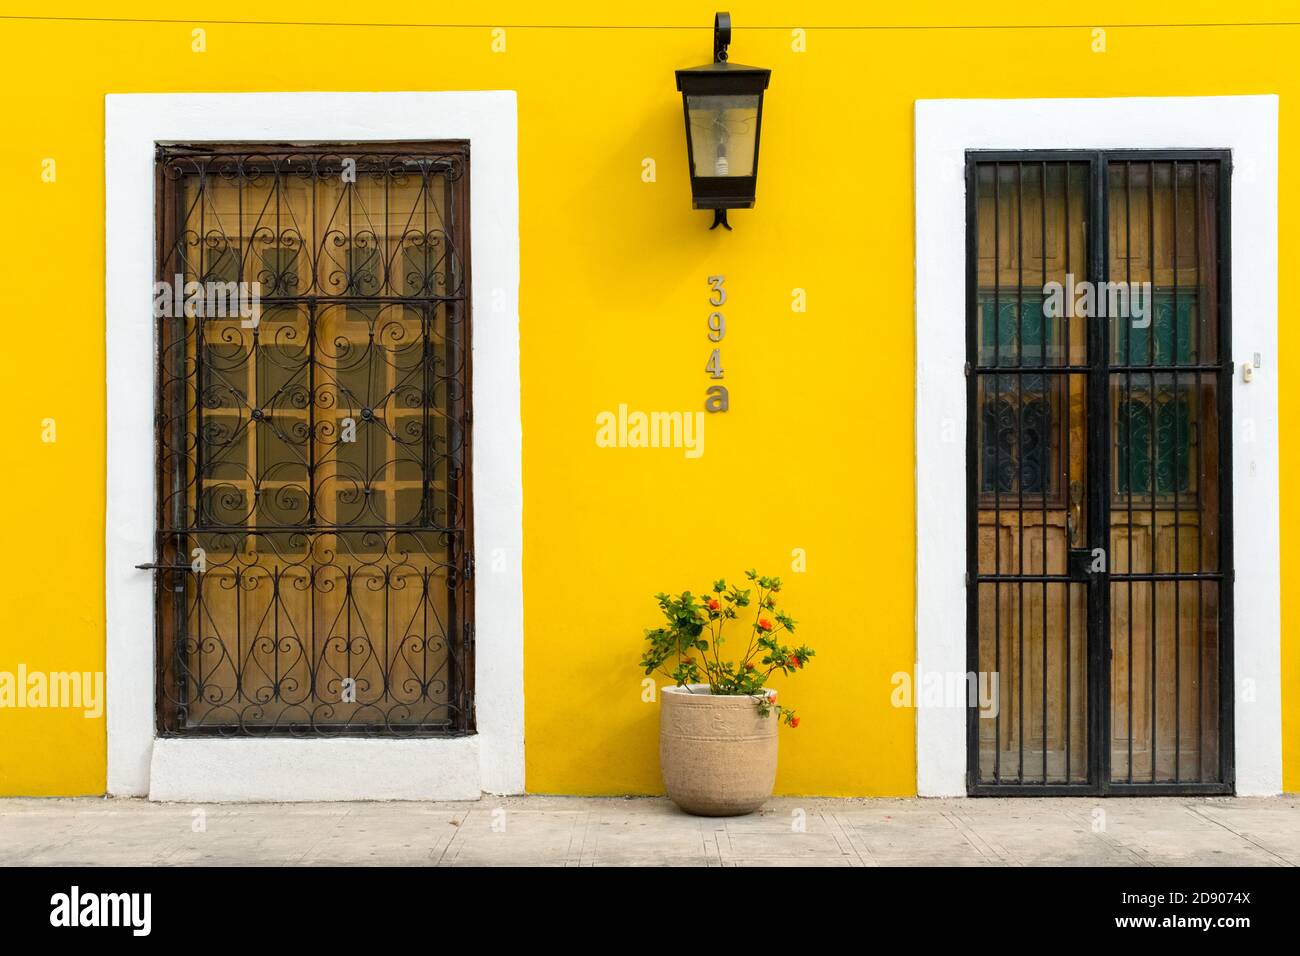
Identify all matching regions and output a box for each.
[153,145,473,736]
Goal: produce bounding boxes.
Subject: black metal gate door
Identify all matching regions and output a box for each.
[147,144,474,736]
[965,151,1233,794]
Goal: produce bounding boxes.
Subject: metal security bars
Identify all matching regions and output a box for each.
[966,151,1232,795]
[151,144,474,736]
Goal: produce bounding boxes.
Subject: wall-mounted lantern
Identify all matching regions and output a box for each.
[675,12,771,230]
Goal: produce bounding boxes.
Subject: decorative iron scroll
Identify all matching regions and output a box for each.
[153,146,473,735]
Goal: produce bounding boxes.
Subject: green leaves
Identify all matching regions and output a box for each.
[670,658,702,685]
[639,569,816,729]
[745,568,782,592]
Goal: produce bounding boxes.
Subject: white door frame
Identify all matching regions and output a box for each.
[914,95,1281,797]
[105,91,524,801]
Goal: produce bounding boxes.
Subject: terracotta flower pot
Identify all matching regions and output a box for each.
[659,684,778,816]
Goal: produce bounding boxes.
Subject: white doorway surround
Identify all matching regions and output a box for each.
[105,92,524,801]
[914,95,1280,797]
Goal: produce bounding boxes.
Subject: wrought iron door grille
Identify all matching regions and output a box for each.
[152,144,474,736]
[965,151,1232,795]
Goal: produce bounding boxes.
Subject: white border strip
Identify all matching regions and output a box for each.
[915,96,1280,796]
[106,92,523,800]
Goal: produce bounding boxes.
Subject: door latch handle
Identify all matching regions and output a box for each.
[135,562,193,571]
[1067,479,1084,548]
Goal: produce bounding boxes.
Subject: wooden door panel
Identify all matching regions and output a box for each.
[1109,512,1221,783]
[977,579,1088,783]
[1106,158,1226,787]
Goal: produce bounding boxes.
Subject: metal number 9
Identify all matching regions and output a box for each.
[708,312,726,342]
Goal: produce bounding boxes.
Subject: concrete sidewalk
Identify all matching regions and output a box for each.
[0,795,1296,866]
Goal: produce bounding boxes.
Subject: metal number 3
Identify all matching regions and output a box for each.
[708,275,726,307]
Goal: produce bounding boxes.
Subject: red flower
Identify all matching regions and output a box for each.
[708,599,720,611]
[790,716,801,728]
[745,662,755,671]
[791,656,802,669]
[768,691,778,704]
[758,619,773,632]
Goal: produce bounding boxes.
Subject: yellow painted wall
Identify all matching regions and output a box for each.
[0,1,1294,795]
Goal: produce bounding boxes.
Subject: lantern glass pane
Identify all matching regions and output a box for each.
[686,93,759,177]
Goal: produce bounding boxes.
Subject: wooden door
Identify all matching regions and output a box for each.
[967,153,1232,794]
[151,145,474,736]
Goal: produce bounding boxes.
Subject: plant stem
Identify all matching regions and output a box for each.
[741,584,767,666]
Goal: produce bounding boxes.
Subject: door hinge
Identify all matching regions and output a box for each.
[964,361,972,377]
[464,619,475,648]
[463,549,474,581]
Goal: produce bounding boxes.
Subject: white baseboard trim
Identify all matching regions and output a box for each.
[149,737,482,802]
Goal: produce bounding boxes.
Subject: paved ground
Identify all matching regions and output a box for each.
[0,795,1296,866]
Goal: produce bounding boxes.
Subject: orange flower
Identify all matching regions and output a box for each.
[758,619,773,632]
[790,716,801,728]
[708,599,720,611]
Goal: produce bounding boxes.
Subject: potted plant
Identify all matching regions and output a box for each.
[640,569,814,816]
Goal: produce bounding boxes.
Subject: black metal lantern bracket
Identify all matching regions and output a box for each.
[713,11,731,63]
[676,12,771,231]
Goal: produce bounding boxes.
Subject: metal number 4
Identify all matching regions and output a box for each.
[705,348,725,379]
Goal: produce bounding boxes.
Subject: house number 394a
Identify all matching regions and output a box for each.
[705,275,729,413]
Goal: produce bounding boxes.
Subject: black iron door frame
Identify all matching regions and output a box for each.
[964,148,1235,795]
